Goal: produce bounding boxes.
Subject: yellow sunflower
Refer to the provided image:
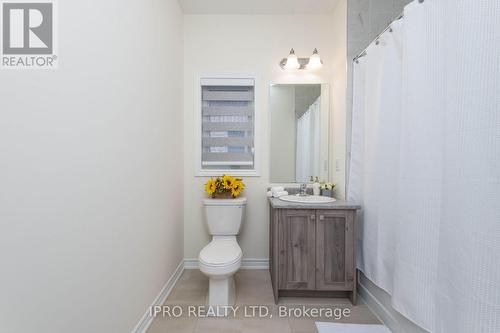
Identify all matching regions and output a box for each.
[204,178,217,195]
[221,175,236,190]
[231,180,245,198]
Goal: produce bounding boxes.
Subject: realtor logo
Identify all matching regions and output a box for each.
[1,0,57,68]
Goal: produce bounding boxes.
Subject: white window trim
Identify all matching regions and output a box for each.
[194,74,261,177]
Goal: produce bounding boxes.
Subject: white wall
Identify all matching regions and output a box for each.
[0,0,184,332]
[331,0,348,199]
[183,10,346,260]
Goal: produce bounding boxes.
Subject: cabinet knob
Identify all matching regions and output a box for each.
[319,215,324,220]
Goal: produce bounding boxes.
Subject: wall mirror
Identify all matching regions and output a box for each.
[269,84,330,183]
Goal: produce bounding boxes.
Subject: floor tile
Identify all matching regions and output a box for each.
[235,279,275,305]
[194,318,242,333]
[240,318,292,333]
[146,270,381,333]
[147,317,197,333]
[164,271,208,305]
[288,319,318,333]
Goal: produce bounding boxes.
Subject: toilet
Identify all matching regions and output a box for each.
[198,197,246,306]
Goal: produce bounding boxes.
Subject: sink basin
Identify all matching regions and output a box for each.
[279,195,336,204]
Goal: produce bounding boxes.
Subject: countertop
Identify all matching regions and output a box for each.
[268,197,361,210]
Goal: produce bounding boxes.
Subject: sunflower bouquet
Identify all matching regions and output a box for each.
[204,175,245,199]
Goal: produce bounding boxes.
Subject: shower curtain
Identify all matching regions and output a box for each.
[349,1,500,332]
[296,97,321,182]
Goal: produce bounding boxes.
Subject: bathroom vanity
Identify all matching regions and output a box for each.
[268,197,360,305]
[267,83,359,303]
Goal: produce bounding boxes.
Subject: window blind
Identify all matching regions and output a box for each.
[201,78,255,170]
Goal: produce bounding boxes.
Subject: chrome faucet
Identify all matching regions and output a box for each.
[299,183,308,196]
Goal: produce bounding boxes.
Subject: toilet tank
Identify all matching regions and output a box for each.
[203,198,247,236]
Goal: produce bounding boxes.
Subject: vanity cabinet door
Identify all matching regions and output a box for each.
[278,210,316,290]
[315,210,355,290]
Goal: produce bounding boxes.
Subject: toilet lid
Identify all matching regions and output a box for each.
[199,238,242,266]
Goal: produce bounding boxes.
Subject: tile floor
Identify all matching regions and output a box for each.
[147,269,381,333]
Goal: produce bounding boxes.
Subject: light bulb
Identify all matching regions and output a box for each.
[284,48,300,70]
[307,48,323,70]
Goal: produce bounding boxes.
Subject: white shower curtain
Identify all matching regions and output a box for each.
[349,1,500,332]
[296,97,321,182]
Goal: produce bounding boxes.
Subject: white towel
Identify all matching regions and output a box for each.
[272,190,288,198]
[270,186,284,192]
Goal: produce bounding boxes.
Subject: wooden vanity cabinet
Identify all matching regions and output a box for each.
[269,204,358,305]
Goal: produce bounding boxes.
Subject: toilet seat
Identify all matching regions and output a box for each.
[199,238,242,276]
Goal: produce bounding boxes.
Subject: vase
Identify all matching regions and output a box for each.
[321,189,333,198]
[212,192,234,199]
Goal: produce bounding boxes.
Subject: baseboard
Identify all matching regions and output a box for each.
[183,258,199,269]
[358,279,400,332]
[240,258,269,269]
[184,258,269,269]
[358,275,429,333]
[131,260,185,333]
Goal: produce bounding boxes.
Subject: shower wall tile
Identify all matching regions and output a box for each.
[349,40,367,58]
[370,11,393,40]
[393,0,408,17]
[371,0,394,14]
[348,0,413,56]
[348,0,369,14]
[348,0,370,43]
[348,12,370,42]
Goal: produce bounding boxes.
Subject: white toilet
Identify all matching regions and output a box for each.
[198,197,246,306]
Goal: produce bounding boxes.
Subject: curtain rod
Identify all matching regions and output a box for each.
[353,0,424,63]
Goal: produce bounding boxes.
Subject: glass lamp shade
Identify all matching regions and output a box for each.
[307,49,323,70]
[284,49,300,70]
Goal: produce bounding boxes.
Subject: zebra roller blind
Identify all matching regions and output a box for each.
[201,78,255,170]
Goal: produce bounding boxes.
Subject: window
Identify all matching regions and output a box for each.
[197,77,257,176]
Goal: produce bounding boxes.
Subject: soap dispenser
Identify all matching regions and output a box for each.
[312,176,321,196]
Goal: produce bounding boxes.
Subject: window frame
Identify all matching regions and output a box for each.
[194,75,260,177]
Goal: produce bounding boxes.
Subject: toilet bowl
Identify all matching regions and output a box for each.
[199,236,242,305]
[198,198,246,307]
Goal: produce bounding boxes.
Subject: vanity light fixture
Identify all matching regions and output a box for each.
[280,48,323,71]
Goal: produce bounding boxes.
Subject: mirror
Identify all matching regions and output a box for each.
[269,84,330,183]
